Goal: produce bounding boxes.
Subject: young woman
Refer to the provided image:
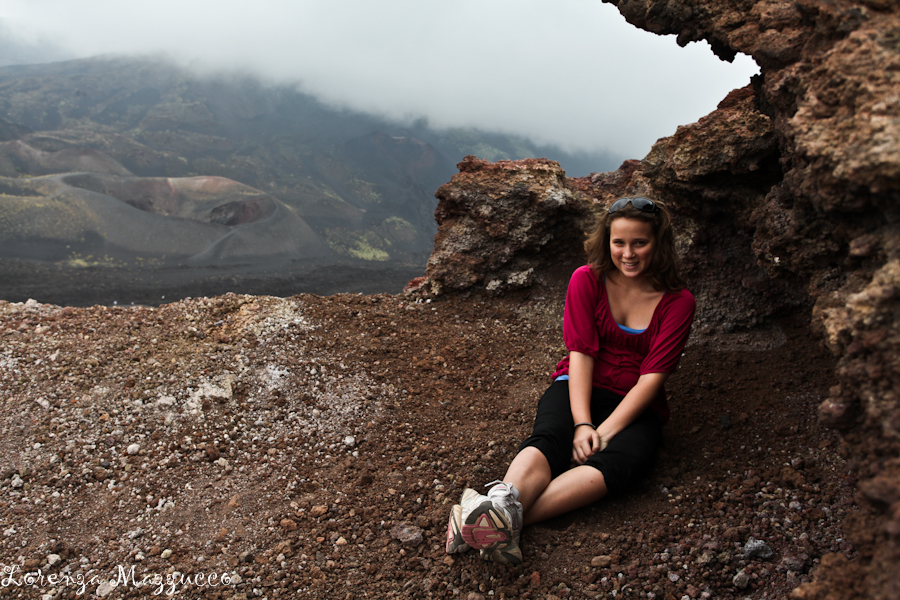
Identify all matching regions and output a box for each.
[446,196,696,564]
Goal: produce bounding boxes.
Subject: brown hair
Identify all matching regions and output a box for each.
[583,197,686,291]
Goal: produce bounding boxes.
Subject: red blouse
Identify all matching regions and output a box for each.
[551,265,696,424]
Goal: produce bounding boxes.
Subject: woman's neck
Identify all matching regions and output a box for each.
[606,269,656,293]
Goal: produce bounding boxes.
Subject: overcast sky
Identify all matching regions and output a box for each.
[0,0,757,159]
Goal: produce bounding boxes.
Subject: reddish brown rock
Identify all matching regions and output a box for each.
[410,2,900,596]
[279,519,298,532]
[417,156,595,296]
[596,3,900,596]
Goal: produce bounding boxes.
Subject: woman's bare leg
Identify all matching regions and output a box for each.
[501,447,552,513]
[523,465,608,525]
[500,447,608,524]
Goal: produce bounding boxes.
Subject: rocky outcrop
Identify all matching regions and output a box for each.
[416,1,899,595]
[602,2,900,597]
[409,156,595,296]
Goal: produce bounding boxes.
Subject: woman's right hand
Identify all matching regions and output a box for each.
[572,425,602,465]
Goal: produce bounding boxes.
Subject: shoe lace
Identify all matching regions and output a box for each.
[485,481,523,532]
[485,479,520,502]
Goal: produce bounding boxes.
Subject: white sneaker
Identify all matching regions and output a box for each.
[445,503,470,554]
[459,481,523,564]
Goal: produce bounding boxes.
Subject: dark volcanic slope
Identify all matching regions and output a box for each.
[0,172,326,266]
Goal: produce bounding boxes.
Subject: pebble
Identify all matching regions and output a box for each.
[733,569,750,589]
[743,537,774,560]
[389,522,424,546]
[204,443,220,460]
[591,555,612,567]
[780,553,809,571]
[127,443,141,455]
[280,519,298,531]
[96,580,116,597]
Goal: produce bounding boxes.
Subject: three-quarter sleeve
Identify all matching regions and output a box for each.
[562,266,601,358]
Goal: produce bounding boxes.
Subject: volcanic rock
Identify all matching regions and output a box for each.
[414,156,594,296]
[404,2,900,596]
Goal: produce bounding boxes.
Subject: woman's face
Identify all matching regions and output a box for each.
[609,217,655,278]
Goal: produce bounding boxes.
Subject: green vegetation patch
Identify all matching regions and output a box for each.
[324,228,391,261]
[0,194,93,241]
[379,217,417,244]
[62,254,129,268]
[347,178,383,206]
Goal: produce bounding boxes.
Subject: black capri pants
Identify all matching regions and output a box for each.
[518,379,662,496]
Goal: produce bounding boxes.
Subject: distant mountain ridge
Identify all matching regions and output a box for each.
[0,56,621,273]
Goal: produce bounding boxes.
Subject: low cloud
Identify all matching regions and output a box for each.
[0,0,758,158]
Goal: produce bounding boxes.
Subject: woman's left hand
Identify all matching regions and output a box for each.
[572,426,602,465]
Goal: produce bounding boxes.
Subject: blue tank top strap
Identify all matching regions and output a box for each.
[617,323,646,334]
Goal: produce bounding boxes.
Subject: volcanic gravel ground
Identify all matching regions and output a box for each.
[0,291,853,599]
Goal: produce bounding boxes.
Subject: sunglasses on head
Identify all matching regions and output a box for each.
[608,196,659,214]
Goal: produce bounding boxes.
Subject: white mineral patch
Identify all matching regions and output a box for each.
[543,186,568,207]
[507,268,534,287]
[263,365,290,390]
[185,376,233,414]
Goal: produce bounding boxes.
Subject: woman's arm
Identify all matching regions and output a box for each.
[594,372,669,449]
[569,351,601,464]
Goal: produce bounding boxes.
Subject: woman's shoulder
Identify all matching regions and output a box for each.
[565,265,604,309]
[661,287,696,314]
[568,265,600,288]
[572,264,597,279]
[667,287,695,302]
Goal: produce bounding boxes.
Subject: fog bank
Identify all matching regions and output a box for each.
[0,0,758,158]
